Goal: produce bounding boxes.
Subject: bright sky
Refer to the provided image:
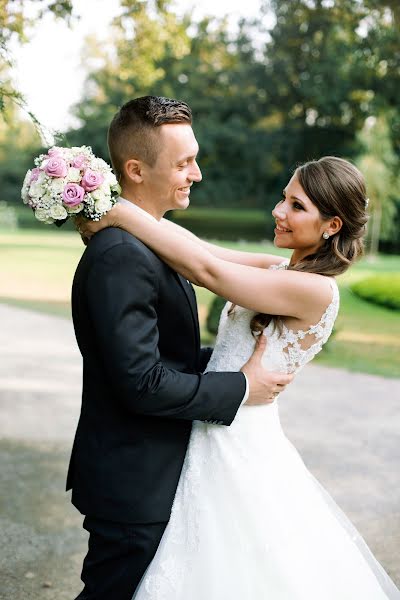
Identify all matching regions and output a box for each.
[12,0,265,133]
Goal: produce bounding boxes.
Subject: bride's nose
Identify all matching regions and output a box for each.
[272,202,286,220]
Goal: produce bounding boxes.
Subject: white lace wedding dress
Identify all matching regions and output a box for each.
[133,264,400,600]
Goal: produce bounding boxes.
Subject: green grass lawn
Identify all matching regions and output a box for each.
[1,229,399,377]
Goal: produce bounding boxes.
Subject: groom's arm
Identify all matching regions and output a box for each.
[86,239,245,425]
[199,346,213,373]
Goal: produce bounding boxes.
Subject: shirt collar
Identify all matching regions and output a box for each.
[118,196,159,223]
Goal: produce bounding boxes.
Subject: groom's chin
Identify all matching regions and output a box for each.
[174,198,191,210]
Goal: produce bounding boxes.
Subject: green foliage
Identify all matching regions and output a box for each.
[351,274,400,311]
[63,1,400,224]
[0,201,17,229]
[206,295,227,336]
[356,116,400,255]
[1,231,398,376]
[170,207,274,241]
[2,0,400,251]
[0,109,43,207]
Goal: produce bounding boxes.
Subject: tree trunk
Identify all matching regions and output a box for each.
[369,201,382,257]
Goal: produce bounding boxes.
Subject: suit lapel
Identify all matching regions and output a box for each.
[175,273,201,348]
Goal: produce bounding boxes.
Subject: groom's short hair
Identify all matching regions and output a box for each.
[108,96,192,180]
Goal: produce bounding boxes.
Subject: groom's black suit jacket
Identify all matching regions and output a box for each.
[67,227,246,524]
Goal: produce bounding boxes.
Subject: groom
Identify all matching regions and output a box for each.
[68,96,293,599]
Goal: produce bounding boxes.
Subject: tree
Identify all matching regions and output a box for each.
[0,99,43,205]
[356,116,399,255]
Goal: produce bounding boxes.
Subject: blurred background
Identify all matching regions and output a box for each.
[1,0,399,375]
[1,2,400,597]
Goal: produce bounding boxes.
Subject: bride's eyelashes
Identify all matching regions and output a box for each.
[276,198,305,211]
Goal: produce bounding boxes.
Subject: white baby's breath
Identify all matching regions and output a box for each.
[41,192,53,206]
[21,170,31,203]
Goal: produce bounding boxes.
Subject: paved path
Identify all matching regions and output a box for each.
[0,303,399,598]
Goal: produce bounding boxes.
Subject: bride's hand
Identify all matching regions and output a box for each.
[75,203,123,241]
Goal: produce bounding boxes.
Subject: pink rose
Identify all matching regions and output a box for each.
[48,147,63,157]
[72,154,87,169]
[30,168,41,182]
[81,169,105,192]
[45,157,68,178]
[62,183,85,207]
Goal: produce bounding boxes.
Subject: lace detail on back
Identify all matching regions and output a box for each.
[205,259,339,377]
[269,260,340,373]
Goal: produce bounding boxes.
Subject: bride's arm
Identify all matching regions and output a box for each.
[81,203,333,321]
[161,217,285,269]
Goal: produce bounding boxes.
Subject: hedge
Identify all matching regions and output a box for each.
[351,274,400,311]
[206,295,228,335]
[170,207,274,241]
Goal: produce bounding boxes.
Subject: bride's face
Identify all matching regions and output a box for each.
[272,174,329,259]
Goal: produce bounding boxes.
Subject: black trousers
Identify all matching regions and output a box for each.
[75,516,168,600]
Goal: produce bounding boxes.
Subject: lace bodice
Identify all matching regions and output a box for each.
[205,261,339,376]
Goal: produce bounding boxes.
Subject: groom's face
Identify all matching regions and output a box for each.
[141,123,202,214]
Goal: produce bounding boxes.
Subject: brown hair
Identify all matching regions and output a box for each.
[246,156,369,335]
[107,96,192,180]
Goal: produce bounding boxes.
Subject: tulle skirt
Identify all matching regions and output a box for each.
[133,403,400,599]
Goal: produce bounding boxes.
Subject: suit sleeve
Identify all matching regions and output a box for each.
[86,242,245,425]
[199,347,214,373]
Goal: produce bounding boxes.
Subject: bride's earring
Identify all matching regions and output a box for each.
[322,231,330,240]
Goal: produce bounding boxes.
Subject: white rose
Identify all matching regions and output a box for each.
[50,178,66,194]
[95,197,113,213]
[37,171,47,185]
[41,192,53,206]
[35,208,53,222]
[29,181,46,198]
[40,159,49,169]
[91,186,110,201]
[49,204,68,220]
[112,183,122,195]
[93,157,109,171]
[21,170,32,203]
[105,170,118,187]
[67,167,82,182]
[66,202,84,215]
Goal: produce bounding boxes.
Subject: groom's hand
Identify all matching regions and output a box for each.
[241,335,294,405]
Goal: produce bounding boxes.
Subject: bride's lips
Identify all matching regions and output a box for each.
[274,223,292,234]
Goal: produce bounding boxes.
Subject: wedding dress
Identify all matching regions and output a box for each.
[133,263,400,600]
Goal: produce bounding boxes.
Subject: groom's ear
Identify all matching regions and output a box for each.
[125,158,144,183]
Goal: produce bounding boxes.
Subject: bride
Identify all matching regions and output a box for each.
[81,156,399,599]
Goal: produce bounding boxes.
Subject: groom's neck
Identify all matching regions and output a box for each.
[120,190,164,221]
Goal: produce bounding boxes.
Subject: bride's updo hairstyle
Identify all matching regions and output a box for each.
[249,156,369,335]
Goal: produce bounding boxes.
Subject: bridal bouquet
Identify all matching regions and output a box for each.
[21,146,121,225]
